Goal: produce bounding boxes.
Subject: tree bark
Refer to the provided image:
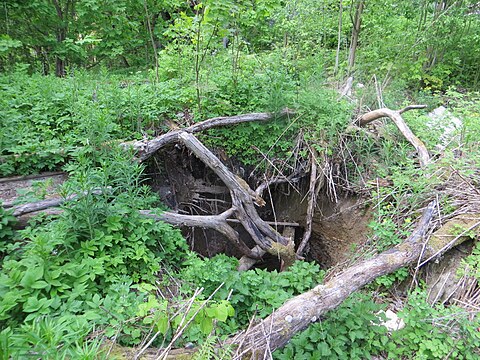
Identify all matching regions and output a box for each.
[334,0,343,76]
[121,109,294,161]
[357,105,430,168]
[229,201,437,358]
[348,0,364,74]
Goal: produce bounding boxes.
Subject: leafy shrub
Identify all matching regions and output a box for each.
[0,203,16,257]
[274,293,387,360]
[0,146,191,354]
[180,255,325,331]
[386,290,480,359]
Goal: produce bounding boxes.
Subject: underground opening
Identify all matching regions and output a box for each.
[144,145,372,270]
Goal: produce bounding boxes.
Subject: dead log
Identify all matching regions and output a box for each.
[357,105,430,167]
[13,208,63,229]
[0,171,66,185]
[140,209,259,259]
[115,202,475,359]
[176,132,296,263]
[9,189,104,217]
[228,201,437,358]
[122,110,294,161]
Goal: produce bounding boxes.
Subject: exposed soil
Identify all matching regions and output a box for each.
[0,153,374,270]
[270,183,373,268]
[146,148,373,269]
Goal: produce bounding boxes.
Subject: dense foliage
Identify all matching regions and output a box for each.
[1,0,480,359]
[1,0,479,88]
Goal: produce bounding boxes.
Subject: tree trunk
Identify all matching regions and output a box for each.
[348,0,364,74]
[229,201,436,357]
[55,28,66,77]
[334,0,343,76]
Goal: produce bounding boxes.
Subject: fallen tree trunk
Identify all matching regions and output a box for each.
[7,132,298,263]
[9,189,104,217]
[110,202,478,360]
[229,201,437,358]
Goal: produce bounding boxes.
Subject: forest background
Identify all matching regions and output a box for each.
[1,0,480,359]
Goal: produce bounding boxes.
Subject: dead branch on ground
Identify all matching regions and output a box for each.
[122,109,294,162]
[229,200,437,357]
[357,105,430,167]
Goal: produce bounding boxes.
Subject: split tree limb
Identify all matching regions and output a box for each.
[357,105,430,167]
[296,150,319,257]
[140,209,259,259]
[177,133,296,263]
[254,172,304,198]
[10,189,104,217]
[228,200,437,358]
[237,246,266,272]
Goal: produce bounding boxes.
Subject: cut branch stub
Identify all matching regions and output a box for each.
[357,105,430,167]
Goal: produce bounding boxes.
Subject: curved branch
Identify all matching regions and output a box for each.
[140,209,260,259]
[177,133,291,254]
[357,105,430,167]
[122,109,294,161]
[228,201,437,357]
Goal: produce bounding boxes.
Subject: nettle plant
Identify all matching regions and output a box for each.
[0,148,194,355]
[180,254,325,333]
[274,293,388,360]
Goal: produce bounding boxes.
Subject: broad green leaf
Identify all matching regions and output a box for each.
[199,316,213,335]
[20,266,44,288]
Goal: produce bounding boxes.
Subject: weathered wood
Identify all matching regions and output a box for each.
[296,151,318,256]
[177,132,296,263]
[140,209,260,258]
[0,171,66,185]
[122,110,294,161]
[280,226,296,271]
[10,189,104,217]
[237,246,266,272]
[357,105,430,167]
[14,208,63,229]
[229,201,437,358]
[226,219,300,227]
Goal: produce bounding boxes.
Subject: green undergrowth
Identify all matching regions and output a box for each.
[274,290,480,360]
[1,54,479,360]
[0,143,327,357]
[0,49,352,176]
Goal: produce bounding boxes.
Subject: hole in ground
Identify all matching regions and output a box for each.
[144,147,372,270]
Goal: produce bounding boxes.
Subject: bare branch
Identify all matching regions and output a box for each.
[229,201,437,357]
[122,109,294,161]
[357,106,430,167]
